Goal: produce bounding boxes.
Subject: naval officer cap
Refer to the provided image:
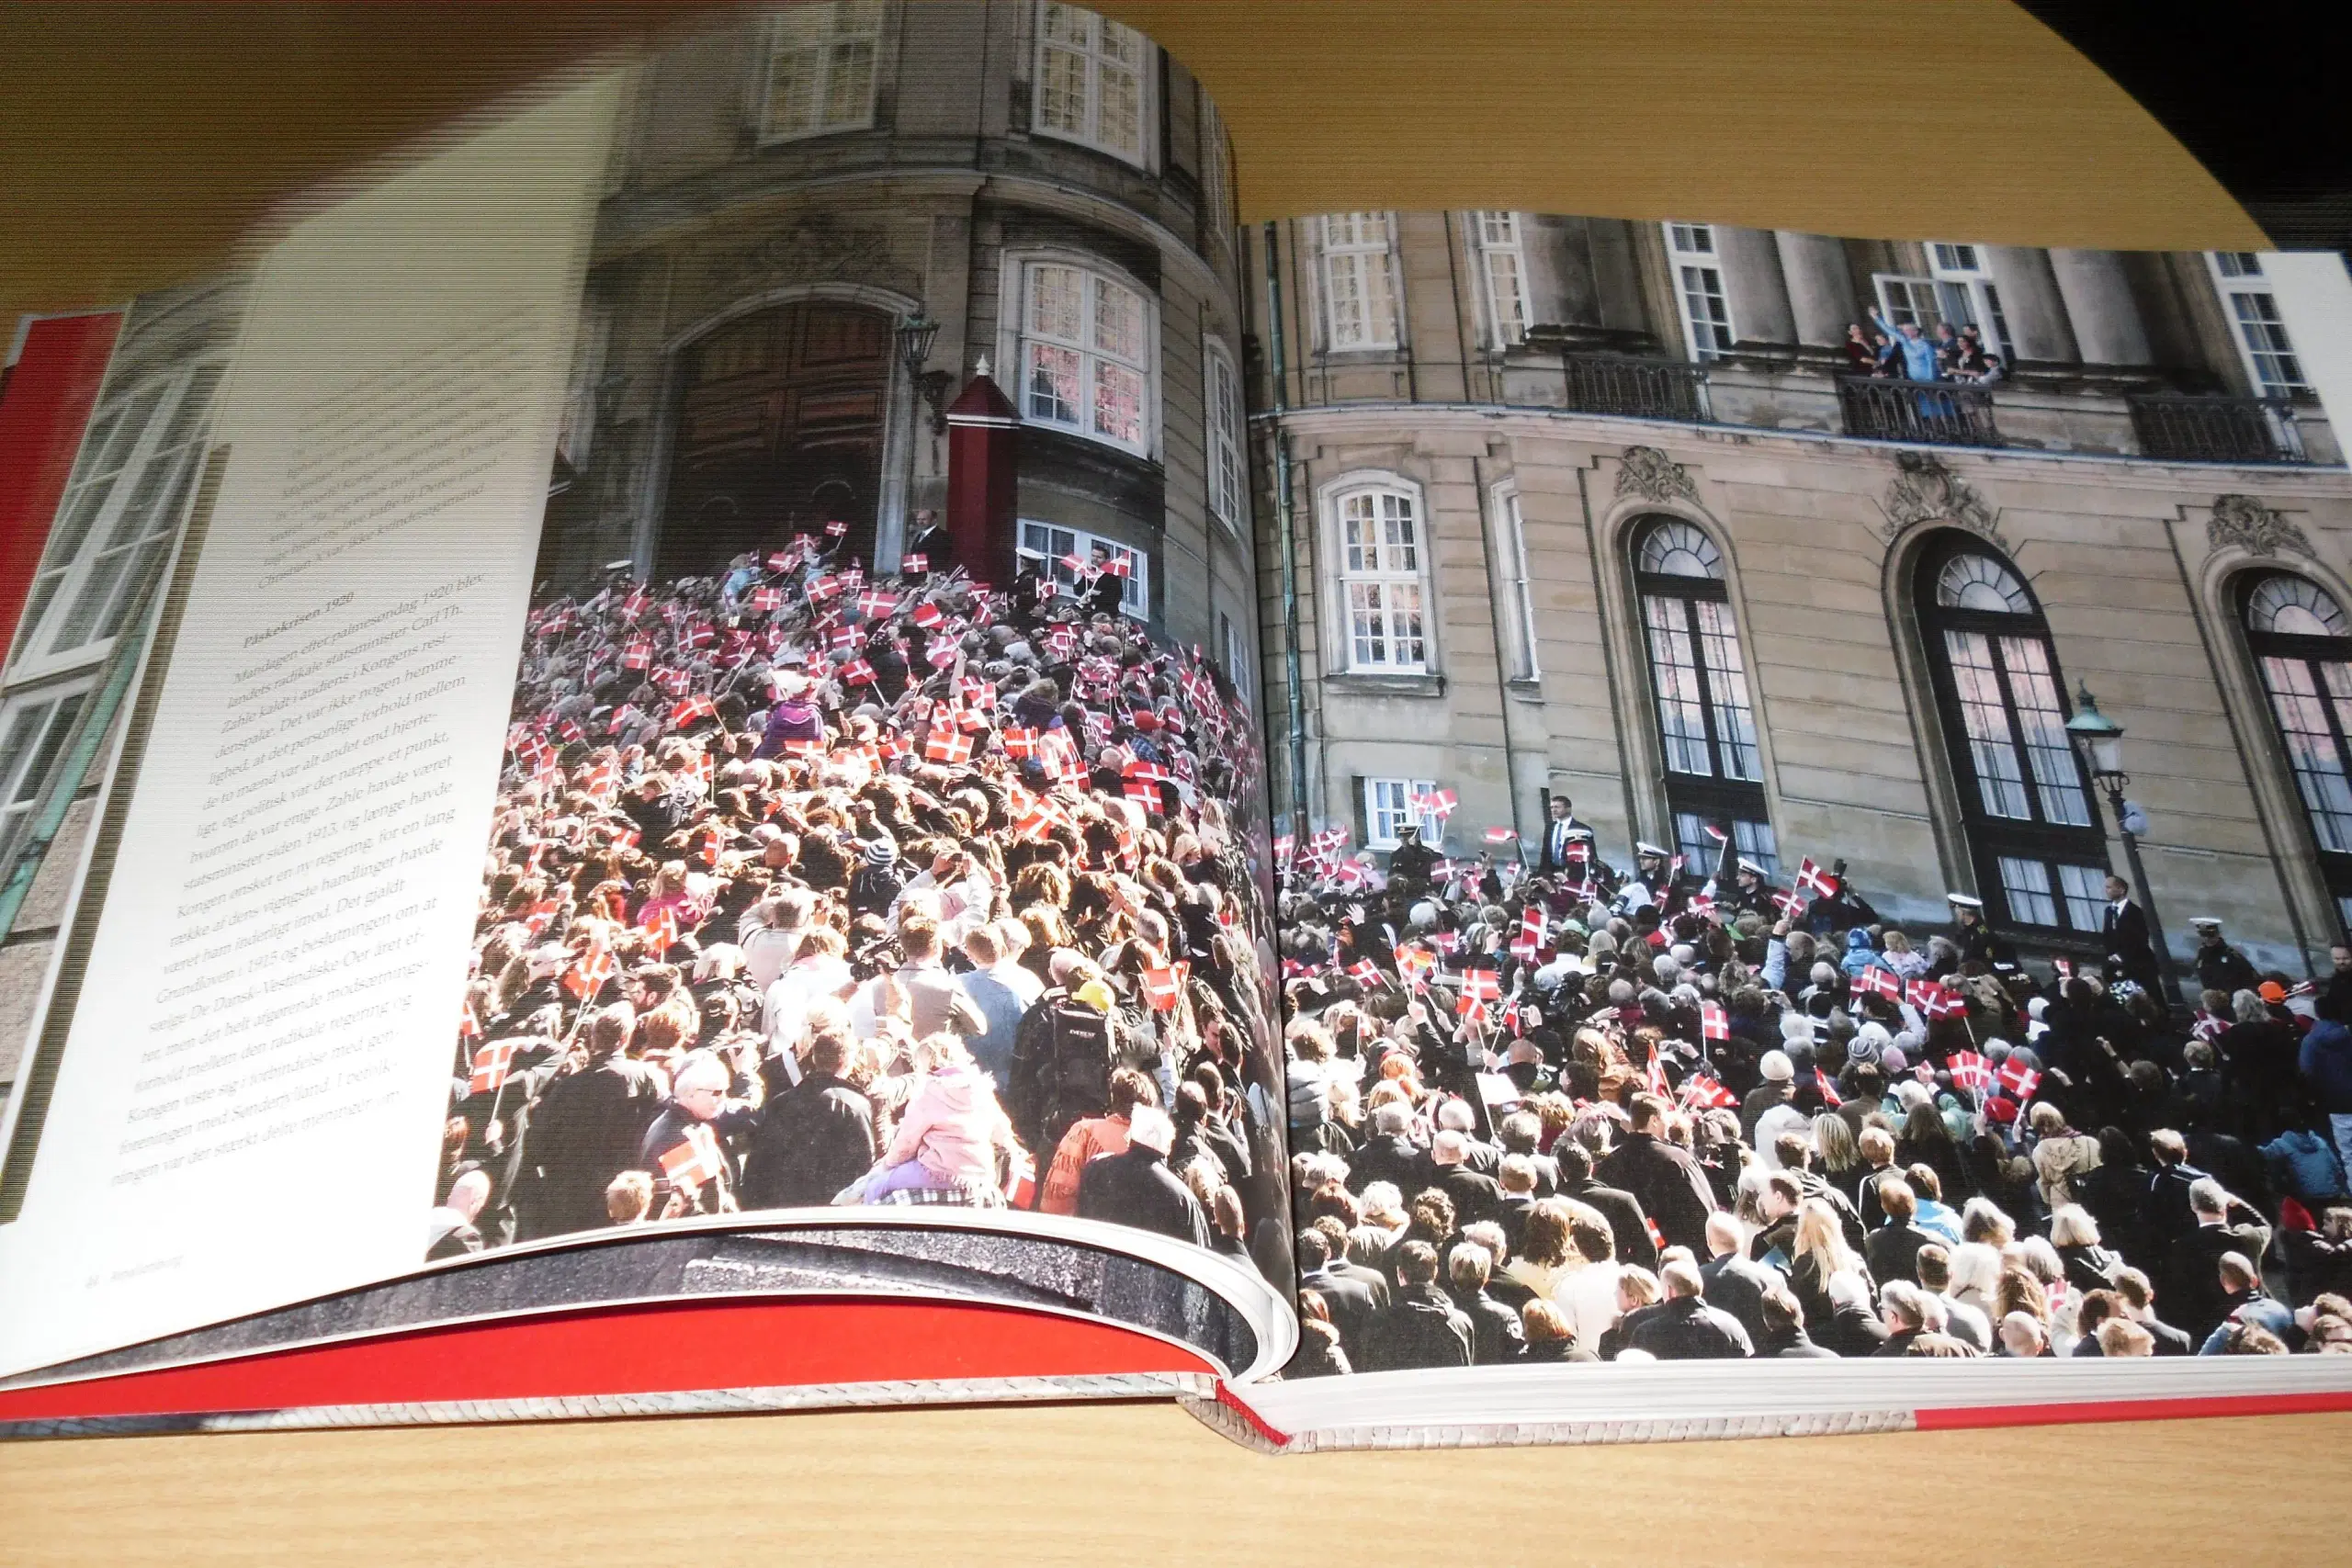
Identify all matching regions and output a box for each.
[1947,892,1984,909]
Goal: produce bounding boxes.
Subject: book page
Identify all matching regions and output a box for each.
[0,73,619,1376]
[1261,210,2352,1386]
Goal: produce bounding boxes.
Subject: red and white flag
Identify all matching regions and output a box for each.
[1483,826,1517,845]
[1815,1068,1842,1107]
[563,941,616,1001]
[1645,1047,1670,1100]
[901,552,929,573]
[855,589,897,619]
[1140,962,1189,1011]
[1997,1058,2042,1100]
[1855,965,1901,1000]
[639,904,679,953]
[1947,1050,1993,1093]
[747,586,783,614]
[1795,857,1839,898]
[667,693,718,729]
[660,1123,723,1191]
[1412,788,1458,821]
[824,519,849,537]
[1460,969,1503,1003]
[1772,888,1806,919]
[1510,907,1545,960]
[1701,1000,1730,1042]
[621,637,652,670]
[1346,959,1389,991]
[806,574,843,603]
[469,1041,517,1096]
[839,656,877,686]
[923,728,974,765]
[1682,1073,1736,1110]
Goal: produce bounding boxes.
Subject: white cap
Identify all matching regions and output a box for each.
[2190,916,2222,929]
[1948,893,1984,908]
[1737,858,1766,876]
[1635,841,1668,858]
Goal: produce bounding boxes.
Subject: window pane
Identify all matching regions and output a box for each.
[2259,656,2352,852]
[1023,343,1080,426]
[1695,599,1761,782]
[1945,629,2032,819]
[1645,594,1713,775]
[1996,635,2091,827]
[1090,277,1145,363]
[1998,855,2059,927]
[1679,265,1733,355]
[1734,819,1779,877]
[1387,583,1424,667]
[1673,812,1713,870]
[2231,292,2308,393]
[1091,360,1144,446]
[1096,55,1141,155]
[1027,264,1083,343]
[1638,520,1722,580]
[2056,863,2109,932]
[1348,582,1388,668]
[822,41,876,126]
[1380,494,1418,572]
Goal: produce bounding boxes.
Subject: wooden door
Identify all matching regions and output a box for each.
[659,300,890,580]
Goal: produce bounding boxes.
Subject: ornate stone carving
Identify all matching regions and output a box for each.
[1615,445,1699,506]
[1880,449,1999,543]
[2207,492,2311,558]
[697,217,909,300]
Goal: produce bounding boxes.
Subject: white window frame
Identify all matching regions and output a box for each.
[1364,776,1442,851]
[1001,253,1158,458]
[1472,210,1533,349]
[1316,212,1402,353]
[9,357,222,684]
[1199,94,1235,248]
[1926,243,2015,361]
[1204,339,1247,535]
[1325,474,1431,676]
[1663,222,1735,361]
[1874,274,1941,333]
[1219,609,1251,709]
[0,673,99,862]
[755,1,886,144]
[1031,1,1155,169]
[1016,519,1149,619]
[1490,480,1538,681]
[2207,252,2311,397]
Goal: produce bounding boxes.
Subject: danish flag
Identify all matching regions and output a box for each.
[1510,907,1546,960]
[824,519,848,536]
[1795,857,1839,898]
[856,589,897,619]
[1461,969,1502,1003]
[620,587,649,619]
[910,601,944,629]
[927,641,961,670]
[683,620,716,650]
[1347,959,1389,991]
[766,549,797,571]
[1815,1068,1842,1107]
[1682,1073,1737,1110]
[1855,965,1901,1000]
[1773,888,1806,919]
[1483,826,1518,845]
[459,999,481,1041]
[1997,1059,2042,1100]
[1100,555,1132,578]
[1908,978,1965,1020]
[1413,788,1459,821]
[563,941,616,1001]
[667,694,718,729]
[924,728,974,765]
[1645,1047,1670,1100]
[469,1041,517,1095]
[1701,1000,1730,1042]
[806,574,843,603]
[659,1123,723,1191]
[1947,1050,1993,1093]
[2052,956,2075,980]
[1140,963,1189,1011]
[839,657,877,686]
[522,897,561,939]
[901,552,929,573]
[639,904,679,953]
[621,637,652,670]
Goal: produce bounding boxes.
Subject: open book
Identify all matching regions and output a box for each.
[5,3,2352,1449]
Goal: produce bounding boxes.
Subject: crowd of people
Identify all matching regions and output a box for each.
[1278,798,2352,1372]
[429,518,1289,1284]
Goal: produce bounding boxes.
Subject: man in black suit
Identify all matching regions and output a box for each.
[1534,795,1591,874]
[1366,1241,1475,1371]
[2100,873,2167,998]
[1348,1102,1434,1197]
[1555,1140,1657,1271]
[1699,1212,1778,1348]
[1295,1226,1385,1361]
[1428,1130,1504,1228]
[1861,1176,1943,1287]
[1074,1108,1212,1247]
[900,506,953,581]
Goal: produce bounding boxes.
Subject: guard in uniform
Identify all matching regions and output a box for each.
[1949,892,2018,974]
[2189,917,2260,998]
[1385,822,1441,897]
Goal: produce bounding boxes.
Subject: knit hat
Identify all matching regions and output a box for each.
[1759,1049,1795,1081]
[863,837,899,867]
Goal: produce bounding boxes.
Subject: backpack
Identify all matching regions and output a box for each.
[1010,993,1114,1159]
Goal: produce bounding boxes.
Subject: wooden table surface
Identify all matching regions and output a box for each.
[0,4,2311,1561]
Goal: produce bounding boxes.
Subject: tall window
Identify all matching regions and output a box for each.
[1317,213,1401,352]
[1204,342,1247,534]
[1474,211,1532,348]
[1333,484,1427,673]
[1218,610,1251,709]
[1034,2,1149,166]
[1199,96,1235,243]
[759,1,884,142]
[1928,243,2014,360]
[1914,536,2108,935]
[2242,572,2352,930]
[1017,520,1148,618]
[1671,814,1780,880]
[1016,259,1151,455]
[1633,518,1768,853]
[1491,483,1538,681]
[0,679,96,862]
[2208,252,2310,396]
[1663,223,1735,360]
[1363,776,1441,850]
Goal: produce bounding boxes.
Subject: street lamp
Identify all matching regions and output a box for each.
[2065,682,2180,1006]
[896,310,953,435]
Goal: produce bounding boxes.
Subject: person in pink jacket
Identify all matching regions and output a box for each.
[852,1032,1016,1201]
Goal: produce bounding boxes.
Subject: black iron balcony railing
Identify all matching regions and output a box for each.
[1837,375,2001,447]
[1559,351,1712,423]
[2128,392,2306,464]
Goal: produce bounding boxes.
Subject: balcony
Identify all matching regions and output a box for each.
[2127,392,2306,464]
[1558,351,1713,423]
[1836,375,2001,448]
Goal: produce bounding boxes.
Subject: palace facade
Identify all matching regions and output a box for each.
[1246,212,2352,976]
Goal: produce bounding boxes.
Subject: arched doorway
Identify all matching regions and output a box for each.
[658,299,892,579]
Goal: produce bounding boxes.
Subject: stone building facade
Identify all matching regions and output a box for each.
[546,0,1261,676]
[1247,212,2352,976]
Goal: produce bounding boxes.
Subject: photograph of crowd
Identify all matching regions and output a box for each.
[431,521,1286,1279]
[1279,810,2352,1371]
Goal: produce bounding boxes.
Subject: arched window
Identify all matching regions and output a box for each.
[2241,571,2352,931]
[1632,518,1774,872]
[1012,258,1153,456]
[1915,536,2108,934]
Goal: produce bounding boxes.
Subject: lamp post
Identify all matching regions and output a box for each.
[2065,682,2181,1007]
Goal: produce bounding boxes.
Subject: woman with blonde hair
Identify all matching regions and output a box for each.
[843,1032,1017,1202]
[1789,1196,1872,1339]
[1879,928,1928,980]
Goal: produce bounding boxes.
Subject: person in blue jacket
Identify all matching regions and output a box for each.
[1868,305,1944,382]
[2299,998,2352,1176]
